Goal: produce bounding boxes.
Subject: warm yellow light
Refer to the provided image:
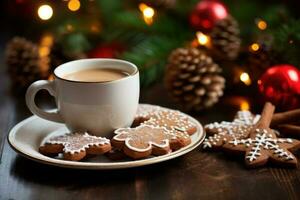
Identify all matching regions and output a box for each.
[139,3,146,10]
[240,100,250,111]
[196,32,210,46]
[250,43,259,52]
[68,0,80,12]
[38,5,53,20]
[143,7,154,18]
[39,46,50,57]
[139,3,155,25]
[38,34,53,76]
[66,24,74,32]
[240,72,251,86]
[90,23,101,33]
[39,34,53,57]
[40,34,53,47]
[257,20,267,30]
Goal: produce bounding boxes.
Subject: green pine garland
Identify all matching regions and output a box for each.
[273,20,300,67]
[50,0,300,88]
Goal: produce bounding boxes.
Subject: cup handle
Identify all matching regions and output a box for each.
[26,80,64,123]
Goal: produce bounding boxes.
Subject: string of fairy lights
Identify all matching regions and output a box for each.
[139,3,155,25]
[37,0,155,24]
[37,0,81,20]
[36,1,267,90]
[194,18,269,87]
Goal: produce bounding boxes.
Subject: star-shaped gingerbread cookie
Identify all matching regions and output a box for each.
[223,128,300,167]
[223,102,300,168]
[203,110,260,149]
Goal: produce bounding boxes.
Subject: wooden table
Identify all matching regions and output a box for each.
[1,73,300,200]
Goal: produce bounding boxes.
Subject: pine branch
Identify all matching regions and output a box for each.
[121,35,189,87]
[273,20,300,67]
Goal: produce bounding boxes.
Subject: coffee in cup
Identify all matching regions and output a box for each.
[62,68,130,82]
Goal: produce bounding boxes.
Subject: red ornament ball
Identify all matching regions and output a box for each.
[88,43,125,58]
[258,65,300,110]
[189,0,228,32]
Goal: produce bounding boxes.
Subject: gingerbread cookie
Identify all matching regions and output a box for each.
[234,110,261,126]
[135,104,197,135]
[112,125,191,159]
[132,104,165,126]
[223,128,300,167]
[142,110,197,135]
[39,132,111,161]
[223,102,300,168]
[203,110,260,149]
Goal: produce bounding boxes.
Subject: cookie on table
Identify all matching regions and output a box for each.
[39,132,111,161]
[234,110,261,126]
[112,125,191,159]
[203,110,260,149]
[223,128,300,168]
[205,110,260,136]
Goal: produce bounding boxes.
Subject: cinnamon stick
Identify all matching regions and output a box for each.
[255,102,275,129]
[272,109,300,126]
[276,124,300,138]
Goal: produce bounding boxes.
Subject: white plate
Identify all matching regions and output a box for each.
[8,107,205,170]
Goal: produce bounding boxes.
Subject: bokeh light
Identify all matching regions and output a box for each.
[257,20,267,30]
[240,72,251,85]
[250,43,259,52]
[38,5,53,20]
[139,3,155,25]
[240,100,250,110]
[68,0,81,12]
[196,32,210,46]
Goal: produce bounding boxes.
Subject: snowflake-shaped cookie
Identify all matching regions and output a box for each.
[203,111,260,149]
[223,128,300,167]
[112,125,191,159]
[39,133,111,161]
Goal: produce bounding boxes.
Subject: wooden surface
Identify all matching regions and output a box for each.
[1,72,300,199]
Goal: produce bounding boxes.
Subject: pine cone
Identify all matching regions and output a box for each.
[210,15,241,60]
[5,37,48,90]
[49,42,86,73]
[165,47,225,111]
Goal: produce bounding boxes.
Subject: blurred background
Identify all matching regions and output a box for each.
[1,0,300,114]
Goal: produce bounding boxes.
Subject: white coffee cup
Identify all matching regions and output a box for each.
[26,59,140,137]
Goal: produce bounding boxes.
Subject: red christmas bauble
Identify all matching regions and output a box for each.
[189,0,228,32]
[258,65,300,110]
[88,43,125,58]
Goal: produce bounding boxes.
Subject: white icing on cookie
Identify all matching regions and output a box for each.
[114,125,179,153]
[142,110,195,134]
[203,110,260,149]
[228,129,296,162]
[45,132,110,154]
[135,104,196,136]
[135,104,167,119]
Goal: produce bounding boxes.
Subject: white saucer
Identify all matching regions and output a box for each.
[8,106,205,170]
